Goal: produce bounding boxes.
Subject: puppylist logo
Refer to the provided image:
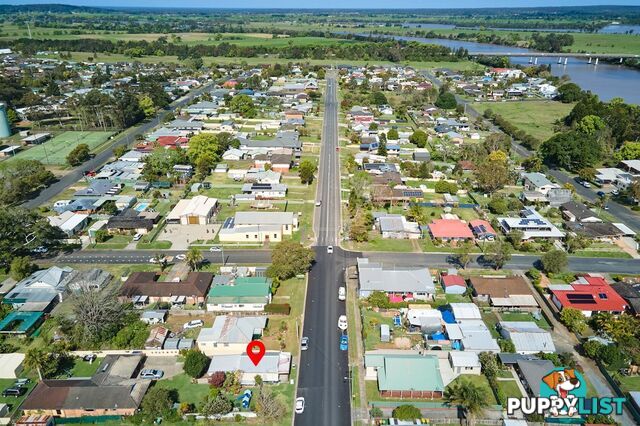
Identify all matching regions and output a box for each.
[507,367,626,419]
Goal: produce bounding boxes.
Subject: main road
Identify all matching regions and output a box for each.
[22,81,216,209]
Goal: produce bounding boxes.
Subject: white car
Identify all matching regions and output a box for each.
[581,181,591,188]
[315,201,322,207]
[295,397,305,414]
[338,286,346,301]
[133,233,143,241]
[209,246,222,252]
[300,337,309,351]
[175,254,186,261]
[149,256,167,264]
[140,369,163,379]
[338,315,348,330]
[327,246,333,254]
[183,319,204,329]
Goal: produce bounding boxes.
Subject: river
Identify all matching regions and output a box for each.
[403,23,640,34]
[351,32,640,104]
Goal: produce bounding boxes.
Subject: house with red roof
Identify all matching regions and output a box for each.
[136,136,189,152]
[440,273,467,295]
[428,219,474,242]
[549,274,628,317]
[469,219,496,241]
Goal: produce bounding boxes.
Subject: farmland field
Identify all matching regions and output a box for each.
[6,131,113,166]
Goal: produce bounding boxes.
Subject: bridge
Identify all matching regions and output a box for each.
[469,51,639,59]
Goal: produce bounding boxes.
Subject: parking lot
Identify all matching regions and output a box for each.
[140,356,183,379]
[161,224,220,250]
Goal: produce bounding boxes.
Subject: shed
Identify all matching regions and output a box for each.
[380,324,390,342]
[0,353,25,378]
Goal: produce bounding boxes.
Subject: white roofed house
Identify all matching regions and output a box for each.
[498,207,564,241]
[197,315,267,356]
[357,258,435,301]
[375,214,422,239]
[448,351,481,375]
[499,321,556,354]
[47,211,89,236]
[204,351,291,385]
[166,195,218,225]
[218,211,298,243]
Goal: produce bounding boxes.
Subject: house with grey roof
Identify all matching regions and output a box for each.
[499,321,556,354]
[560,201,602,223]
[197,315,267,355]
[522,172,557,195]
[218,211,298,243]
[167,119,204,131]
[357,258,435,300]
[515,359,555,397]
[205,351,291,385]
[4,266,74,312]
[375,214,421,239]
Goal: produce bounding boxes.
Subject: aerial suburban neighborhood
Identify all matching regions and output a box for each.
[0,3,639,426]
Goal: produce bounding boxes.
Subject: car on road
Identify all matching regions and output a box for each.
[604,204,610,210]
[2,387,25,397]
[338,315,347,330]
[32,246,48,254]
[581,181,591,188]
[209,246,222,252]
[338,286,346,301]
[175,254,186,261]
[340,335,348,351]
[315,201,322,207]
[184,319,204,329]
[327,246,333,254]
[597,191,606,198]
[612,189,619,196]
[295,397,305,414]
[301,336,309,351]
[139,369,164,379]
[149,256,167,264]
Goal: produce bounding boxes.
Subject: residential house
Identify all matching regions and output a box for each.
[106,209,155,235]
[357,258,435,301]
[516,359,555,397]
[0,353,25,378]
[428,219,474,242]
[47,211,88,236]
[364,350,445,399]
[218,212,298,243]
[166,196,218,225]
[469,276,538,308]
[499,321,556,354]
[375,214,421,239]
[444,320,500,353]
[406,308,443,333]
[440,271,467,295]
[167,119,204,131]
[560,201,602,223]
[468,219,496,241]
[549,274,628,317]
[21,355,150,418]
[205,352,291,385]
[565,221,626,242]
[610,281,640,315]
[253,154,293,173]
[4,266,74,312]
[595,168,633,189]
[140,310,168,325]
[206,276,272,312]
[522,173,556,195]
[119,272,213,306]
[197,315,267,355]
[241,183,287,199]
[498,207,564,240]
[449,303,482,321]
[448,352,481,375]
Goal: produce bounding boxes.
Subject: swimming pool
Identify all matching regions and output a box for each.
[134,202,150,212]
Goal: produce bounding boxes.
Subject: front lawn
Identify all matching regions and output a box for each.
[497,379,522,398]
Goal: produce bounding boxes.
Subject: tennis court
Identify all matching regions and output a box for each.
[8,131,113,165]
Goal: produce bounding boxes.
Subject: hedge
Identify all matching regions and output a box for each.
[264,303,291,315]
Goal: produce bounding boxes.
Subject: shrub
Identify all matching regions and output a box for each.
[392,404,422,420]
[183,349,210,378]
[264,303,291,315]
[208,371,226,388]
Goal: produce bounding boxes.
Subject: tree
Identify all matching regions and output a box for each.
[557,83,585,103]
[434,180,458,194]
[377,139,387,156]
[392,404,422,420]
[66,143,91,166]
[583,340,604,359]
[387,128,399,140]
[112,321,148,349]
[455,241,473,269]
[474,152,510,194]
[187,133,220,165]
[201,394,233,416]
[435,92,457,110]
[229,94,256,118]
[409,130,428,148]
[138,95,155,118]
[485,240,512,270]
[578,167,596,183]
[141,387,178,419]
[183,349,210,378]
[560,307,587,334]
[72,288,132,346]
[208,371,226,388]
[254,386,286,420]
[349,211,370,242]
[370,91,387,105]
[9,256,34,281]
[487,196,508,214]
[541,249,568,274]
[25,347,47,381]
[614,141,640,162]
[268,241,315,280]
[406,204,427,225]
[113,144,128,159]
[298,160,317,184]
[185,247,203,272]
[443,378,489,425]
[0,160,55,205]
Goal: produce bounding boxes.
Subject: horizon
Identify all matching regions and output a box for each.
[3,1,640,9]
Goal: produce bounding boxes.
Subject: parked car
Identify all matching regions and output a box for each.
[327,246,334,254]
[2,387,25,397]
[13,378,30,387]
[32,246,48,254]
[184,319,204,329]
[139,369,164,379]
[301,337,309,351]
[315,201,322,207]
[597,191,606,198]
[340,335,348,351]
[82,354,97,362]
[209,246,222,252]
[612,189,620,196]
[133,233,143,241]
[149,256,167,264]
[338,286,346,301]
[338,315,348,330]
[295,397,305,414]
[175,254,186,261]
[581,181,591,188]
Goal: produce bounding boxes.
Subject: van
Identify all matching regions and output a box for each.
[338,286,346,301]
[2,387,25,397]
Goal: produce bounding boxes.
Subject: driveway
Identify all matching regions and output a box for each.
[141,356,184,379]
[161,224,220,250]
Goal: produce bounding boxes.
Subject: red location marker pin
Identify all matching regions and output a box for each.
[246,340,266,366]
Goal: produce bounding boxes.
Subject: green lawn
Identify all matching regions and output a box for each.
[497,379,522,398]
[361,309,396,351]
[7,131,113,166]
[500,311,551,330]
[345,237,416,253]
[471,101,574,142]
[480,311,501,338]
[60,357,103,378]
[154,373,210,406]
[450,374,498,405]
[0,378,36,418]
[610,371,640,394]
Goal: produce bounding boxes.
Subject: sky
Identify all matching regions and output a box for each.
[3,0,640,8]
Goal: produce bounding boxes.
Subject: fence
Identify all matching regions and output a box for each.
[596,362,640,424]
[55,415,122,424]
[410,201,479,209]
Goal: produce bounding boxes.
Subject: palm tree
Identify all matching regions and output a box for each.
[443,378,489,425]
[25,347,48,381]
[153,252,168,272]
[186,247,203,272]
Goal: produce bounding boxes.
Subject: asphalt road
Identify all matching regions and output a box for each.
[22,81,216,209]
[422,70,640,233]
[295,73,351,426]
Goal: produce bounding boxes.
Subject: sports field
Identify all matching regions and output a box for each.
[9,131,113,165]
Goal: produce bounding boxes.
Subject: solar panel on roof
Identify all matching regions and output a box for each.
[566,294,596,304]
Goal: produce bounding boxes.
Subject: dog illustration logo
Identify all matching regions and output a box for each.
[541,368,584,417]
